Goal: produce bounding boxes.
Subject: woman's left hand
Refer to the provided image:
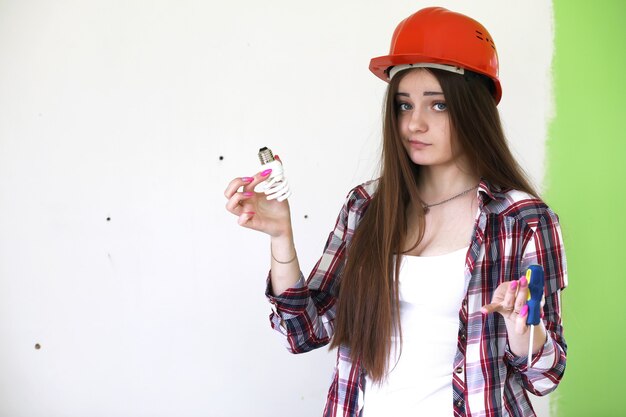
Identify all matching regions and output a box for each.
[482,276,547,358]
[481,276,532,335]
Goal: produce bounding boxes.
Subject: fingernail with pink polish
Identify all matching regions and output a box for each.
[520,277,527,286]
[243,192,254,197]
[520,305,529,317]
[510,280,518,290]
[261,169,272,177]
[241,177,254,183]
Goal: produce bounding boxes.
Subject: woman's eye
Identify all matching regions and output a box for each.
[397,102,412,111]
[433,102,447,111]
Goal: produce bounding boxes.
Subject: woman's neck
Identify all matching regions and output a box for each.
[417,164,479,203]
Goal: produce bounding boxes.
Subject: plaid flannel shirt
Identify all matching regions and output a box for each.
[266,179,567,417]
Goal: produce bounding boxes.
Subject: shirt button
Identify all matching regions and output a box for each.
[455,367,463,374]
[456,399,464,407]
[462,299,467,306]
[460,333,466,340]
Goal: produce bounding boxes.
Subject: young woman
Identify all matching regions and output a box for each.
[224,7,567,417]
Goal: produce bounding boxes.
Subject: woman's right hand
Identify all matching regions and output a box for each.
[224,168,292,238]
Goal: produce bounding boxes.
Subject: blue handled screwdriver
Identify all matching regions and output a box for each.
[525,265,544,368]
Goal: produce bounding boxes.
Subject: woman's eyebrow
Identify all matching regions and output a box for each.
[395,91,444,97]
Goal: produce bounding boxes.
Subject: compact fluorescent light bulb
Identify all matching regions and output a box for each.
[254,147,292,202]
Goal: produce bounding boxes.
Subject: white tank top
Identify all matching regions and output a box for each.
[364,246,468,416]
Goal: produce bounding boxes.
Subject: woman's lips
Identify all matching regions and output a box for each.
[408,140,431,150]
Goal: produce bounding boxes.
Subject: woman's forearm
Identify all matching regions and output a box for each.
[269,229,302,296]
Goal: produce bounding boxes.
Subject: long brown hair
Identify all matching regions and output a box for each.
[329,68,537,382]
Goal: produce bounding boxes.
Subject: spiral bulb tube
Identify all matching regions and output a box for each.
[254,147,292,202]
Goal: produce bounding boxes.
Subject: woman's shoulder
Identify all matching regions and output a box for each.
[484,185,559,226]
[502,188,543,207]
[336,179,379,220]
[344,179,379,202]
[357,179,379,196]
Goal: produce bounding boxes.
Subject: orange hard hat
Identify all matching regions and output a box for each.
[369,7,502,103]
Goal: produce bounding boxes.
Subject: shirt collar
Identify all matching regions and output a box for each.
[477,178,502,207]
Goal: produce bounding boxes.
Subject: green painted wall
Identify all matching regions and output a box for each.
[546,1,626,416]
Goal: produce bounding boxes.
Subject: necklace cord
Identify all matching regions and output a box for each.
[420,184,479,212]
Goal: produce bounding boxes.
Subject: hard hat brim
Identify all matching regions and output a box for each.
[369,54,502,104]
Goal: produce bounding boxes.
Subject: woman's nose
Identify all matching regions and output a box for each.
[408,109,427,132]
